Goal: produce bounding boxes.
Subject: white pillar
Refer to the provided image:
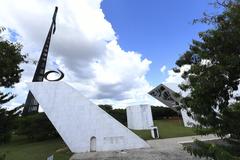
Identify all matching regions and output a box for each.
[127,104,153,130]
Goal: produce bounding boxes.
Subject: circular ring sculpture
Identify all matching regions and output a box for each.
[44,69,64,81]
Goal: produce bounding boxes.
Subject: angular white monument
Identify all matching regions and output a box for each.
[27,82,150,153]
[148,83,197,127]
[126,104,154,130]
[180,109,196,127]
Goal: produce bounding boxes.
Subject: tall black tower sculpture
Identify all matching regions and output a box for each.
[22,7,58,116]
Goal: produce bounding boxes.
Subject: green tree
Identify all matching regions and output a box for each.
[174,1,240,159]
[98,104,127,125]
[151,106,179,120]
[0,27,26,144]
[16,112,59,141]
[98,104,113,112]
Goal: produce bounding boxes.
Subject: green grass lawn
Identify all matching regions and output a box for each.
[155,119,196,138]
[0,136,72,160]
[0,119,195,160]
[133,119,196,140]
[132,130,152,140]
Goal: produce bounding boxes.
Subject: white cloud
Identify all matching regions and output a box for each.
[161,65,191,98]
[160,65,166,73]
[0,0,159,108]
[164,65,190,84]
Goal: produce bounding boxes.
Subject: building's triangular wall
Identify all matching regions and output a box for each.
[28,82,150,153]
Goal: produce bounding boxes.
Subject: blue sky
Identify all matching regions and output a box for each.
[101,0,218,86]
[0,0,224,108]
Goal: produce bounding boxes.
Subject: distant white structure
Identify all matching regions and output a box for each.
[180,109,196,127]
[148,83,198,128]
[164,83,198,127]
[28,82,150,153]
[126,104,154,130]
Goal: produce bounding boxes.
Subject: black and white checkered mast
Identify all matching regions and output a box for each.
[22,7,58,116]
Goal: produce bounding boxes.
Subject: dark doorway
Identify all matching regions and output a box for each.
[90,136,96,152]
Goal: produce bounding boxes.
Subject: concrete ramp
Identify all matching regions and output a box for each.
[27,82,150,153]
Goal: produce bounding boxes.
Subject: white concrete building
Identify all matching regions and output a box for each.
[28,82,150,153]
[127,104,154,130]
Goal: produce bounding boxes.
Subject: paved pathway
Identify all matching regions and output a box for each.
[147,134,218,152]
[70,135,218,160]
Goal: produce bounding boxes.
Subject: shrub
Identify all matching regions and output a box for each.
[0,106,21,144]
[151,106,180,120]
[17,113,59,141]
[0,154,6,160]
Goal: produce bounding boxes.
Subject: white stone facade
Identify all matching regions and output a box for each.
[127,104,154,130]
[27,82,150,153]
